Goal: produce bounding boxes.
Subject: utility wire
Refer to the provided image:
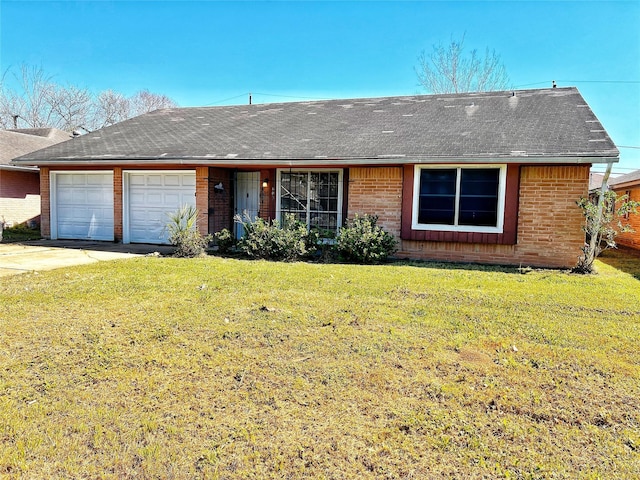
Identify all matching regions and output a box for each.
[251,92,329,101]
[515,80,640,88]
[203,93,250,106]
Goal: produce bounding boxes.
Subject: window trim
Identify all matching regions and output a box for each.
[275,168,344,232]
[411,164,507,234]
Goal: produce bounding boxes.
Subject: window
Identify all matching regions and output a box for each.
[412,165,506,233]
[277,170,343,233]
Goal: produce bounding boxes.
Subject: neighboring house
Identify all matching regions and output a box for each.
[609,169,640,250]
[14,87,618,268]
[0,128,71,227]
[589,171,609,193]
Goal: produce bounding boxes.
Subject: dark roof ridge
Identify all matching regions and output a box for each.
[156,86,578,113]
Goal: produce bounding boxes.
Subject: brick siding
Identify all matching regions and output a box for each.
[347,167,403,235]
[612,185,640,250]
[37,163,592,267]
[0,170,41,226]
[40,168,51,238]
[208,168,233,234]
[348,164,590,268]
[258,168,276,222]
[113,168,123,241]
[195,167,209,236]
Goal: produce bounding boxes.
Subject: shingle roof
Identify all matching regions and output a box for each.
[589,172,608,191]
[13,87,619,166]
[1,128,72,170]
[609,169,640,188]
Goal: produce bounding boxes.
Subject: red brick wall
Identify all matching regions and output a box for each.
[512,165,589,267]
[40,168,51,238]
[113,168,123,241]
[348,164,590,268]
[195,167,209,237]
[259,168,276,221]
[612,185,640,250]
[0,169,41,226]
[347,167,403,235]
[208,168,233,234]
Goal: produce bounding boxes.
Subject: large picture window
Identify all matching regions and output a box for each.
[412,165,506,233]
[277,170,343,234]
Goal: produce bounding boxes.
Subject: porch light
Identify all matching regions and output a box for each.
[262,178,269,188]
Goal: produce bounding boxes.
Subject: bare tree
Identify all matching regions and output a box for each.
[416,34,510,94]
[48,84,93,131]
[0,64,56,128]
[130,89,177,116]
[0,64,178,132]
[92,89,131,129]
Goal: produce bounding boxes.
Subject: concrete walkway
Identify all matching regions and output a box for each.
[0,240,173,277]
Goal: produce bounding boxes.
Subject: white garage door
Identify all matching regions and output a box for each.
[52,172,114,241]
[125,171,196,244]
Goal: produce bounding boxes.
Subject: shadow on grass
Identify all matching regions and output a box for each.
[389,258,539,275]
[597,247,640,280]
[212,248,535,275]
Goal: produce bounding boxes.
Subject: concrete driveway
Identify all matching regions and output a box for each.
[0,240,173,277]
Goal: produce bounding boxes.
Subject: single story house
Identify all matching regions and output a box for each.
[0,128,71,227]
[14,87,618,268]
[609,170,640,250]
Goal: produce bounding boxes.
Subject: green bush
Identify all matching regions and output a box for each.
[335,214,397,264]
[213,228,235,254]
[166,205,212,258]
[236,213,319,261]
[0,222,42,243]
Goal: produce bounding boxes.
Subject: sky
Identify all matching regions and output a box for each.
[1,0,638,174]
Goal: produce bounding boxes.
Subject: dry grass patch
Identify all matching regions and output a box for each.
[1,252,639,478]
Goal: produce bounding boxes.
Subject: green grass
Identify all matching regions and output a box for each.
[1,252,639,479]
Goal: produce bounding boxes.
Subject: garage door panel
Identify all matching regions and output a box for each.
[86,190,109,204]
[163,175,181,186]
[182,176,196,187]
[163,193,181,204]
[54,173,114,241]
[126,171,196,244]
[146,175,163,186]
[87,175,107,186]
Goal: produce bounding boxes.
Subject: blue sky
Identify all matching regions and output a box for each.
[1,0,638,173]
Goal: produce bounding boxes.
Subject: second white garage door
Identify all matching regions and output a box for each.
[124,171,196,244]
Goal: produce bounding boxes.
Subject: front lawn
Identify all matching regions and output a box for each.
[1,252,639,478]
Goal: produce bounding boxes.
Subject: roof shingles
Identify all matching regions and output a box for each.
[14,87,618,165]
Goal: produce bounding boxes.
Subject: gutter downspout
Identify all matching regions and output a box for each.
[588,161,613,260]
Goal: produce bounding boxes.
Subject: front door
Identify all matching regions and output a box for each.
[235,172,260,239]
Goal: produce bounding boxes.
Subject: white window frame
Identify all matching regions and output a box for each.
[411,164,507,233]
[276,169,343,232]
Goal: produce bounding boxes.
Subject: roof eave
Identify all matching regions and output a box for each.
[0,164,40,172]
[14,153,619,167]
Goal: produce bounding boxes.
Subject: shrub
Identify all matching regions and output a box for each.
[335,214,397,264]
[236,213,319,261]
[573,190,639,274]
[0,222,42,243]
[213,228,235,254]
[166,205,212,258]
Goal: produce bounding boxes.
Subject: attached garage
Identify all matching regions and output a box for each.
[50,172,114,241]
[124,171,196,244]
